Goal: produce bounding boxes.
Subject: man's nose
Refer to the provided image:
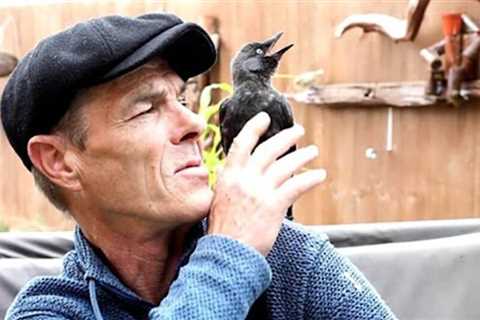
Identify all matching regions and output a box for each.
[171,103,206,144]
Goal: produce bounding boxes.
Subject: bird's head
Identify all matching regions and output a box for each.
[231,32,293,85]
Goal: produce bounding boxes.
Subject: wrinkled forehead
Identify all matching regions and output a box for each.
[106,57,181,95]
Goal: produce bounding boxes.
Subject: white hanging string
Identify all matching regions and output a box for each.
[386,107,393,151]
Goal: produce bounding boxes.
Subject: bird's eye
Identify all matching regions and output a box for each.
[256,48,264,55]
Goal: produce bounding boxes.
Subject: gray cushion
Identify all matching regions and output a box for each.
[0,258,62,318]
[340,232,480,319]
[0,232,72,258]
[310,218,480,247]
[1,219,480,319]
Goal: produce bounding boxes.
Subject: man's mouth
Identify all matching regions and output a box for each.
[174,159,203,174]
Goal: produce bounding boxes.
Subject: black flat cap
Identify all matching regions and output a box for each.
[1,13,217,170]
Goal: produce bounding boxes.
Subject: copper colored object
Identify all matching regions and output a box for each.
[420,14,480,100]
[442,13,463,103]
[442,13,463,69]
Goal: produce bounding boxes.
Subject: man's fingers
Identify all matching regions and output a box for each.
[265,145,319,187]
[275,169,327,208]
[225,112,271,168]
[250,124,304,172]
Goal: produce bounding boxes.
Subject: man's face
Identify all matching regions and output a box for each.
[72,59,213,227]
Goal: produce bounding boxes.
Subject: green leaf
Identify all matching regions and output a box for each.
[198,83,233,187]
[199,83,233,113]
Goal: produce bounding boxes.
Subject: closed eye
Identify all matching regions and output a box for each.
[125,90,166,121]
[129,101,154,120]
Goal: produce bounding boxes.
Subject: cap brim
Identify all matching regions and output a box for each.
[100,22,217,82]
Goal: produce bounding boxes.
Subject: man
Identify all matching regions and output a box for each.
[1,13,397,319]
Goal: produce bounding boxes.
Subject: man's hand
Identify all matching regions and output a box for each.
[208,112,326,256]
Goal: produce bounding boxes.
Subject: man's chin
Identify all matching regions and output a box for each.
[184,188,213,220]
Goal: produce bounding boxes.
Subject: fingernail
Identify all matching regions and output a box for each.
[307,145,319,156]
[257,112,270,122]
[314,168,327,181]
[293,124,304,135]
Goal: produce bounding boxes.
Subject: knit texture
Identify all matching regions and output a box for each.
[6,221,397,319]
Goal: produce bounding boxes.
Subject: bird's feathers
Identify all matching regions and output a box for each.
[219,32,296,220]
[220,86,293,154]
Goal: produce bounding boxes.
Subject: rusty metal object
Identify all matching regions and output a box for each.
[446,66,463,106]
[420,39,446,70]
[335,0,430,42]
[420,40,446,96]
[461,35,480,81]
[442,13,463,104]
[421,34,480,102]
[443,13,463,69]
[0,51,17,77]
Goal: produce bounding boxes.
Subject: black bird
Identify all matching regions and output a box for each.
[219,32,295,220]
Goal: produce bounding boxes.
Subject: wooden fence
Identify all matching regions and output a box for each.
[0,0,479,229]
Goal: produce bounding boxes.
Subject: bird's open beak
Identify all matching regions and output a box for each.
[261,32,294,61]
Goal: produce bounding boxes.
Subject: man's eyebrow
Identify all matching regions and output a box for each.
[124,81,167,102]
[131,90,167,102]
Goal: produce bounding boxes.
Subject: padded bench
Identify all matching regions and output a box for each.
[2,219,480,319]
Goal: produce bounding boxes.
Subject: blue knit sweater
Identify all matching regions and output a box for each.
[6,221,397,319]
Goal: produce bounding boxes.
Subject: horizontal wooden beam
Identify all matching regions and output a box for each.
[286,80,480,108]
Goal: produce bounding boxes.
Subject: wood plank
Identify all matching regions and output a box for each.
[287,81,480,108]
[1,0,480,229]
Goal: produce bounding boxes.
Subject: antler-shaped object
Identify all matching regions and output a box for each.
[335,0,430,42]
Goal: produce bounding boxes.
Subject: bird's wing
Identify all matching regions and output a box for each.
[280,95,295,128]
[269,94,295,130]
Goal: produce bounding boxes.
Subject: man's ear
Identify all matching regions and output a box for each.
[27,135,81,191]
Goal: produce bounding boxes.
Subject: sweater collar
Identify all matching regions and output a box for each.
[73,222,205,303]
